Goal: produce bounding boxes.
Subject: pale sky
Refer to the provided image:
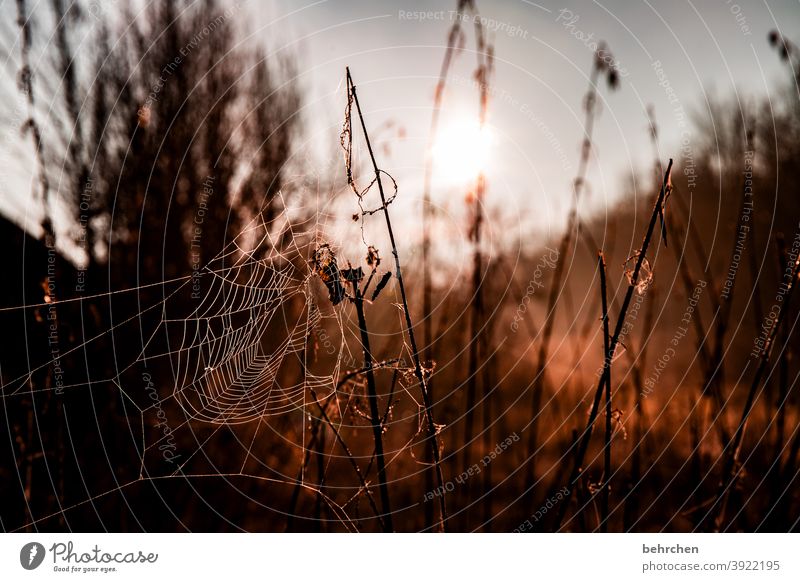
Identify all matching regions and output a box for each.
[255,0,800,247]
[2,0,800,263]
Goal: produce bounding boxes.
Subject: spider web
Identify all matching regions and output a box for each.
[0,188,413,532]
[143,233,316,426]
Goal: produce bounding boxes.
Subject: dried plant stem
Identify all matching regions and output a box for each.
[654,136,733,513]
[313,416,327,530]
[598,252,612,533]
[423,0,473,358]
[774,235,790,453]
[554,159,673,531]
[672,192,720,308]
[667,220,731,449]
[20,404,35,532]
[669,223,712,371]
[463,216,484,470]
[623,285,656,530]
[481,348,494,530]
[780,394,800,497]
[422,0,473,345]
[289,319,388,531]
[646,108,706,368]
[421,1,475,528]
[671,194,725,469]
[746,206,764,334]
[525,56,606,500]
[650,107,731,468]
[286,413,322,532]
[709,244,800,531]
[16,0,53,240]
[525,222,571,489]
[346,67,447,531]
[353,293,394,532]
[706,149,757,444]
[647,107,717,328]
[16,0,60,528]
[309,387,385,529]
[765,237,792,527]
[656,221,726,512]
[499,256,542,339]
[464,17,493,502]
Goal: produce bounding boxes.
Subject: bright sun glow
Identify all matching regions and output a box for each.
[432,120,494,183]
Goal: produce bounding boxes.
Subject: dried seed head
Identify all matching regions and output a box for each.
[769,30,780,46]
[366,245,381,268]
[341,266,364,286]
[594,43,620,90]
[624,252,654,295]
[768,30,794,61]
[312,244,346,305]
[595,44,608,71]
[16,65,32,96]
[609,408,627,440]
[607,68,619,90]
[371,271,392,301]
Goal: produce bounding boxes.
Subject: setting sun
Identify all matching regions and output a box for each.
[431,119,494,182]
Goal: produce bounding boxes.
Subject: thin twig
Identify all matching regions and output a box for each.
[463,10,494,514]
[309,387,384,529]
[708,245,800,531]
[421,12,473,521]
[554,159,673,531]
[352,279,394,532]
[599,251,612,533]
[706,136,757,448]
[774,235,790,453]
[345,67,448,531]
[525,45,617,500]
